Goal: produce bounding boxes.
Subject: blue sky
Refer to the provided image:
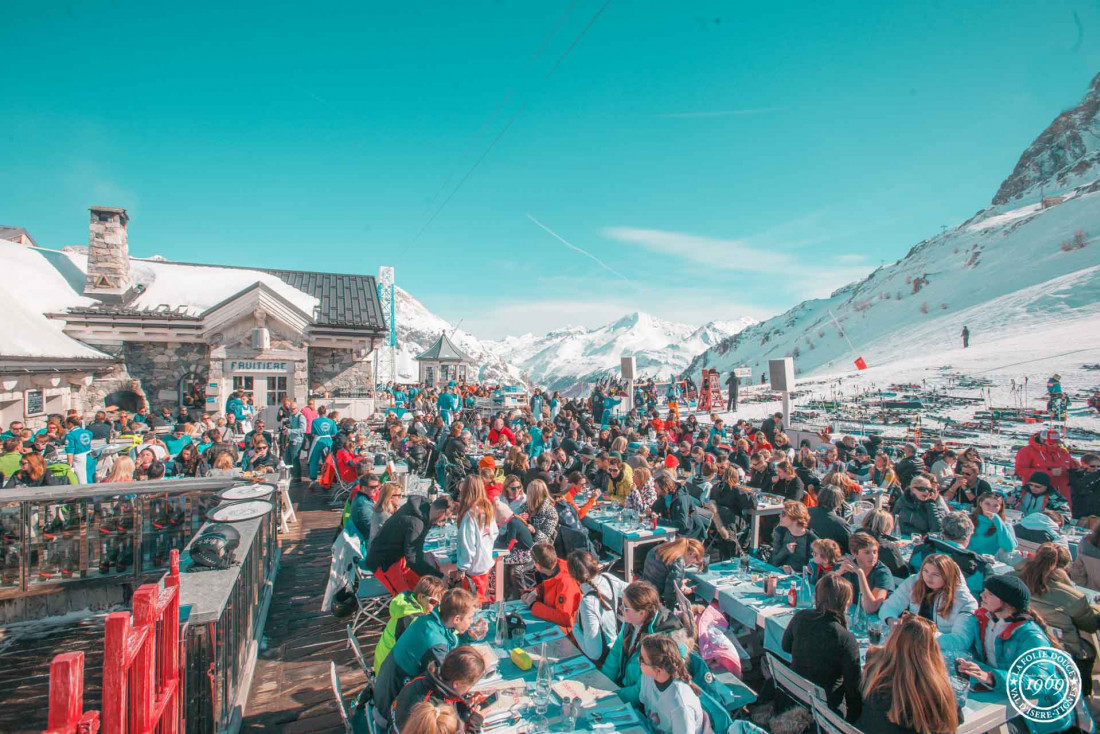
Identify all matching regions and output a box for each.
[3,1,1099,338]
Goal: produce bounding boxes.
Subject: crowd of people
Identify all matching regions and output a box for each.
[5,372,1099,734]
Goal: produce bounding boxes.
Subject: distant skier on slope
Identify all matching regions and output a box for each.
[961,325,970,348]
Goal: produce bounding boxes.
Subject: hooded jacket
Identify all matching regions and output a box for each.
[531,558,581,630]
[652,484,707,540]
[373,609,462,722]
[781,608,862,722]
[1016,485,1070,517]
[373,591,429,672]
[574,572,626,662]
[908,535,991,596]
[1013,512,1069,547]
[641,549,688,609]
[364,499,440,579]
[895,491,945,536]
[1015,432,1076,500]
[1018,572,1100,661]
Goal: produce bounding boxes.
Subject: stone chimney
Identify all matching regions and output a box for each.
[85,206,134,302]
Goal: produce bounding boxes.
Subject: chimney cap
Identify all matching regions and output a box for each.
[89,206,129,224]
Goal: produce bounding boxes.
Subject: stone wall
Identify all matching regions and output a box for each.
[123,342,210,411]
[86,209,133,298]
[308,347,372,396]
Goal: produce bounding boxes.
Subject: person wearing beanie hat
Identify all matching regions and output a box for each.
[940,574,1075,734]
[1015,470,1070,517]
[664,454,680,470]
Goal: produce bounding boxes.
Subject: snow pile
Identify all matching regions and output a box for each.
[489,311,756,393]
[687,73,1100,384]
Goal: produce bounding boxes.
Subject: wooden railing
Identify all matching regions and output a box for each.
[43,550,183,734]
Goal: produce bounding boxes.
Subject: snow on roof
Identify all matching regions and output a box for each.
[415,332,475,362]
[60,250,320,317]
[0,242,109,360]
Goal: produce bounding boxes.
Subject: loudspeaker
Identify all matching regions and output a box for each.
[768,357,795,392]
[621,356,636,380]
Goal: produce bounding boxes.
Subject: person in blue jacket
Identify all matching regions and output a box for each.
[437,387,458,426]
[939,575,1079,734]
[224,392,246,421]
[64,417,93,484]
[393,387,407,410]
[527,423,544,459]
[967,492,1019,558]
[601,393,622,426]
[600,580,686,705]
[530,389,545,419]
[308,406,338,479]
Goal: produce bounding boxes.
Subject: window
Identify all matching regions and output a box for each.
[179,372,206,410]
[425,366,435,385]
[232,376,254,399]
[266,376,287,406]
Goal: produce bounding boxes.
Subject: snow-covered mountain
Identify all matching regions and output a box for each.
[390,287,527,385]
[489,312,755,393]
[686,72,1100,382]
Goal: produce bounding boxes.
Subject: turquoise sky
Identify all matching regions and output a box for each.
[3,1,1099,338]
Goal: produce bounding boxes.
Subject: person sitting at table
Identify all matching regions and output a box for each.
[839,532,894,614]
[551,482,595,555]
[392,646,487,734]
[501,474,526,513]
[519,479,558,547]
[708,466,755,537]
[809,487,853,554]
[627,465,659,514]
[782,573,863,722]
[494,499,535,595]
[455,476,499,604]
[1017,543,1100,696]
[170,442,209,478]
[856,614,958,734]
[371,481,404,540]
[939,575,1076,734]
[565,471,598,518]
[854,510,908,578]
[243,440,278,474]
[522,542,582,631]
[770,460,806,502]
[1070,522,1100,590]
[605,453,634,503]
[747,452,774,490]
[600,580,687,706]
[365,495,453,595]
[879,554,977,634]
[638,635,710,734]
[374,576,447,672]
[568,550,626,663]
[967,491,1018,558]
[806,538,842,583]
[651,473,708,541]
[641,537,705,609]
[1015,470,1070,517]
[940,461,990,507]
[399,701,463,734]
[771,500,817,573]
[908,512,991,597]
[895,476,945,536]
[1013,509,1069,552]
[372,588,487,728]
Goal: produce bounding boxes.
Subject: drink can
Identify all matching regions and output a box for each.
[764,574,777,595]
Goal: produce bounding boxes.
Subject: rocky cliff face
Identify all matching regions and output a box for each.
[993,72,1100,205]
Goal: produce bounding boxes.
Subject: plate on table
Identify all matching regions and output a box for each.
[208,500,274,523]
[217,484,275,501]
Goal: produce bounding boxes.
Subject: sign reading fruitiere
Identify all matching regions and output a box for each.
[225,361,289,373]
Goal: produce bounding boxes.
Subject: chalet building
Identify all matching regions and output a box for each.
[415,331,476,388]
[0,207,387,427]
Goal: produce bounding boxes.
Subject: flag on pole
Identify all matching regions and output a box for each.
[854,357,868,370]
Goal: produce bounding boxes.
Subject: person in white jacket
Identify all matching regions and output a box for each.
[638,635,712,734]
[878,553,977,634]
[567,550,626,662]
[455,476,498,604]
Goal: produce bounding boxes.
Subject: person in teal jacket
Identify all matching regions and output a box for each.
[372,588,487,727]
[224,392,245,421]
[526,424,544,459]
[939,575,1078,734]
[600,394,622,427]
[307,407,338,480]
[967,492,1018,557]
[437,388,458,426]
[393,387,407,409]
[599,580,685,705]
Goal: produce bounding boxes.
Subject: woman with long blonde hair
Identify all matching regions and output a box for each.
[102,455,136,483]
[455,476,497,603]
[857,615,958,734]
[878,553,977,634]
[520,478,558,546]
[370,481,404,539]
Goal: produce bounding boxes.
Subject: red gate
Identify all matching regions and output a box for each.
[43,550,183,734]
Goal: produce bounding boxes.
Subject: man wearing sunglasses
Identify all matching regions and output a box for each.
[1069,453,1100,518]
[942,462,991,507]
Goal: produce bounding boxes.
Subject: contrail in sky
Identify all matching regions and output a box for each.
[526,213,630,281]
[654,107,785,118]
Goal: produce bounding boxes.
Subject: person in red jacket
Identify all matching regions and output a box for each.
[522,542,581,631]
[1015,430,1078,501]
[488,418,516,447]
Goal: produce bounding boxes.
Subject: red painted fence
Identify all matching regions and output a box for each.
[44,550,183,734]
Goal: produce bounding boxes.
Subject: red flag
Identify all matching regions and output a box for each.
[854,357,868,370]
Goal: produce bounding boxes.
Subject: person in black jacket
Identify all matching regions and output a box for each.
[894,444,923,489]
[640,537,705,609]
[782,572,862,722]
[651,474,706,540]
[747,452,774,490]
[854,510,909,579]
[709,467,754,533]
[729,439,751,474]
[895,477,945,536]
[771,501,818,572]
[796,455,821,499]
[770,460,806,502]
[760,412,783,446]
[1070,453,1100,518]
[391,646,487,733]
[365,496,453,594]
[808,487,853,554]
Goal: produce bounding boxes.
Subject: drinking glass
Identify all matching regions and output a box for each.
[739,554,751,577]
[867,622,883,645]
[950,675,970,707]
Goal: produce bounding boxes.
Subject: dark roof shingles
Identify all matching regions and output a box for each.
[263,269,385,332]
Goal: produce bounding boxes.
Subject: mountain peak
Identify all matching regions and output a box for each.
[992,72,1100,205]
